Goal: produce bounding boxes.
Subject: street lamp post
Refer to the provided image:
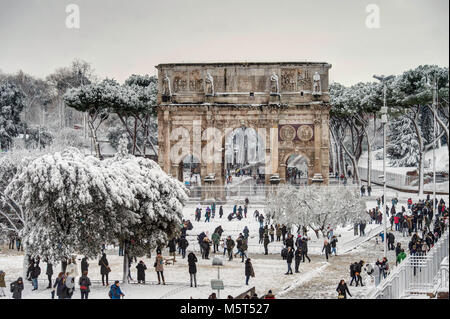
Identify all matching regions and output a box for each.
[426,77,438,211]
[431,78,437,211]
[374,74,394,258]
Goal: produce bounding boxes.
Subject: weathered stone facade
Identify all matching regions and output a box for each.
[156,62,332,192]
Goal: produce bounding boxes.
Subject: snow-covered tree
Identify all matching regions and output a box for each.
[0,82,26,150]
[387,115,421,167]
[106,136,188,281]
[5,140,187,282]
[63,79,117,158]
[390,65,447,195]
[266,185,368,238]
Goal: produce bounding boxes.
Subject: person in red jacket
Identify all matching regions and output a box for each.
[394,215,400,231]
[264,290,275,299]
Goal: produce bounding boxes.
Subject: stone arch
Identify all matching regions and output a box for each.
[281,151,312,185]
[223,125,266,184]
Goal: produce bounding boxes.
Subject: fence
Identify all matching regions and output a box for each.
[366,228,449,299]
[185,184,364,203]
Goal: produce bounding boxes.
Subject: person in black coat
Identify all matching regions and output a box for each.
[81,257,89,274]
[45,260,53,289]
[285,234,294,249]
[168,238,177,262]
[98,253,110,286]
[30,262,41,291]
[53,272,66,299]
[245,258,255,285]
[322,240,331,261]
[219,206,224,218]
[354,260,364,287]
[336,279,352,299]
[136,260,147,284]
[10,277,24,299]
[285,247,294,275]
[179,236,189,259]
[259,227,264,244]
[387,232,395,251]
[349,262,357,286]
[301,237,311,263]
[188,252,198,287]
[294,247,302,273]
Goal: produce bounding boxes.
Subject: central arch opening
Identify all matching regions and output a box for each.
[286,154,309,185]
[224,127,265,186]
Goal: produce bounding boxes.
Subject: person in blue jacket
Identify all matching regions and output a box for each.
[109,281,125,299]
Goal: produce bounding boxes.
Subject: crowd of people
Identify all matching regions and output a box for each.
[1,192,448,300]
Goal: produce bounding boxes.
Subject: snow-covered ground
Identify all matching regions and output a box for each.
[0,193,447,299]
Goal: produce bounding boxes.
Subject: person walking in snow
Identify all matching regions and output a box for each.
[301,237,311,263]
[285,247,294,275]
[336,279,352,299]
[179,236,189,259]
[99,253,110,286]
[245,258,255,285]
[212,231,220,253]
[354,260,364,287]
[53,272,66,299]
[10,277,24,299]
[45,260,53,289]
[0,270,6,297]
[330,236,338,256]
[154,253,165,285]
[263,233,270,255]
[322,240,331,261]
[188,251,198,288]
[79,271,91,299]
[64,272,75,299]
[226,236,235,261]
[349,262,357,286]
[109,281,125,299]
[66,257,79,278]
[81,256,89,274]
[136,260,147,284]
[294,247,302,273]
[30,261,41,291]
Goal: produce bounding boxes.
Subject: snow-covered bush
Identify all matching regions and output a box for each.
[266,185,368,238]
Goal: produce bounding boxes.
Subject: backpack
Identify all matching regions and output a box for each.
[79,277,89,290]
[281,248,288,258]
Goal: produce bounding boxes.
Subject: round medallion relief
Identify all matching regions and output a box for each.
[297,125,314,142]
[279,125,296,141]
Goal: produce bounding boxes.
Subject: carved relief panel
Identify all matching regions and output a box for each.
[297,69,312,91]
[189,70,203,92]
[281,69,296,92]
[173,71,188,93]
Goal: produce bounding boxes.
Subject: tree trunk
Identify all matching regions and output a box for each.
[366,133,372,187]
[87,120,102,160]
[22,246,29,279]
[122,241,129,284]
[132,117,138,155]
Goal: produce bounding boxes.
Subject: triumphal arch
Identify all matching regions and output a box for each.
[156,62,332,195]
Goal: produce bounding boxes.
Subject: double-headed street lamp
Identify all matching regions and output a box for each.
[373,74,394,258]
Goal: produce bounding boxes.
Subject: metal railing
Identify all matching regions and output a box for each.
[367,228,449,299]
[185,184,364,202]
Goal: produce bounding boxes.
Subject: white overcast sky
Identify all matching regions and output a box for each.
[0,0,448,86]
